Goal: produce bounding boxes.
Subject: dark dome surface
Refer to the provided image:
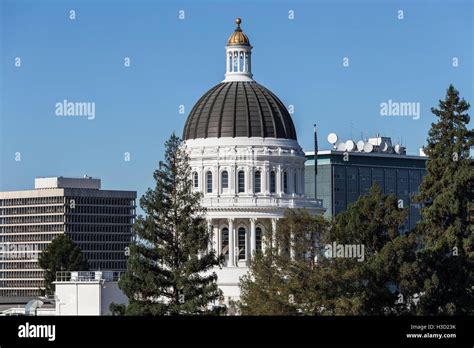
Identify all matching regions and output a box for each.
[183,82,297,140]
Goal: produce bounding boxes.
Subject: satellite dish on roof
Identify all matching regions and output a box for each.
[327,133,338,145]
[380,141,389,152]
[357,140,365,152]
[336,142,347,151]
[363,142,374,153]
[345,140,355,151]
[394,144,401,154]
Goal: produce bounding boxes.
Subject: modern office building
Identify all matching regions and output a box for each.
[305,136,427,231]
[0,177,136,303]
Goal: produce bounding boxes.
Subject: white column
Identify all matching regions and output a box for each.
[207,219,213,253]
[248,167,253,194]
[231,165,235,195]
[217,221,221,257]
[250,218,256,259]
[238,51,241,72]
[262,167,268,194]
[228,218,235,267]
[201,166,206,193]
[216,166,220,196]
[276,166,282,196]
[271,218,277,251]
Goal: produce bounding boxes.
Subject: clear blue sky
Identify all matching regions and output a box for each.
[1,0,472,202]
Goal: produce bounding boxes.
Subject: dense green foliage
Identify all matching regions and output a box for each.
[38,234,88,295]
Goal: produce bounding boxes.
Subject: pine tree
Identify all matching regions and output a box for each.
[321,183,413,315]
[119,133,223,315]
[38,234,88,296]
[411,84,474,314]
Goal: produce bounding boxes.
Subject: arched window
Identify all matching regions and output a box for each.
[221,227,229,256]
[233,51,238,72]
[254,171,261,193]
[256,227,262,251]
[239,51,244,72]
[294,172,298,194]
[238,227,246,260]
[238,171,245,193]
[206,171,212,193]
[228,53,232,72]
[193,172,198,188]
[283,171,288,194]
[270,171,276,193]
[221,171,229,189]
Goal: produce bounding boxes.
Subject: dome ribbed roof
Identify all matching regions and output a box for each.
[183,82,297,140]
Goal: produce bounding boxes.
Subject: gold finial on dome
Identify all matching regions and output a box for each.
[227,17,250,46]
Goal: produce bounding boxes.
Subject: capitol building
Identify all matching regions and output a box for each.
[182,19,324,302]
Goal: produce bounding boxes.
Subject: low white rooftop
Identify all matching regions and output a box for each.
[35,176,101,190]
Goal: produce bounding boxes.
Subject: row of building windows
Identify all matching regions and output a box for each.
[69,233,131,242]
[0,289,42,297]
[83,252,126,261]
[65,197,134,206]
[0,224,63,233]
[66,215,133,224]
[0,232,62,243]
[1,215,63,224]
[75,242,129,251]
[0,270,44,279]
[195,170,297,194]
[0,279,44,288]
[65,224,132,233]
[65,206,134,215]
[0,205,64,216]
[0,197,63,206]
[88,261,126,270]
[0,262,39,270]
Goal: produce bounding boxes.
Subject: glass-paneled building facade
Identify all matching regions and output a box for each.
[305,151,427,231]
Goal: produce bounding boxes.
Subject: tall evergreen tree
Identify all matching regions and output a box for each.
[320,183,413,315]
[411,84,474,314]
[119,133,223,315]
[38,234,88,296]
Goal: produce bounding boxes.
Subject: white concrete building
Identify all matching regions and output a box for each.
[0,271,128,316]
[54,271,128,316]
[182,18,325,302]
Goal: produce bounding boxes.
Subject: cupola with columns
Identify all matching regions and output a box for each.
[224,18,253,82]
